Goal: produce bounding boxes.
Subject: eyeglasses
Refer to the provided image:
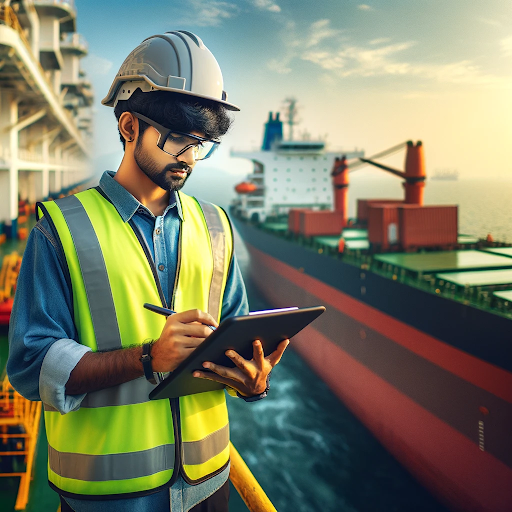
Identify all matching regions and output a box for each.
[131,112,220,161]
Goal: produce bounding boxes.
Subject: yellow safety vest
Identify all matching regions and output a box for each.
[38,187,233,498]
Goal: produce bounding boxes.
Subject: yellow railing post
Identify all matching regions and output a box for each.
[229,442,277,512]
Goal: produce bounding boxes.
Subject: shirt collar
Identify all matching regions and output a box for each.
[99,171,183,222]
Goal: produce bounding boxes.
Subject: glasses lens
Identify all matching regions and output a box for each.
[162,132,218,161]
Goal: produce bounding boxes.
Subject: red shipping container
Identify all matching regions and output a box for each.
[299,211,344,237]
[367,204,399,249]
[357,199,403,222]
[288,208,307,234]
[399,205,458,249]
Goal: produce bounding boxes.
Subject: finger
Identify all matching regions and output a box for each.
[202,361,245,383]
[225,350,251,374]
[172,309,219,328]
[252,340,265,368]
[267,339,290,367]
[179,322,214,339]
[192,371,236,388]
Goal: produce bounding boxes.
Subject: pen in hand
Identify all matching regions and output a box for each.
[143,303,216,330]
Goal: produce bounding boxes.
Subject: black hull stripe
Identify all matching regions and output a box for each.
[247,243,512,471]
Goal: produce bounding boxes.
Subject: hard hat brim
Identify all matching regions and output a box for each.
[101,75,240,111]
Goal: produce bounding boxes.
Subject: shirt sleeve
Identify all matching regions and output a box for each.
[7,219,90,413]
[220,251,249,321]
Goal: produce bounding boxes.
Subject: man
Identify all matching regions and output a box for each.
[7,31,288,512]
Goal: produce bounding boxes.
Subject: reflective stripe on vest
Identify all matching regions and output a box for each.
[40,189,233,496]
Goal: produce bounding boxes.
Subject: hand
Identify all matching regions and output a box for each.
[193,338,289,397]
[151,309,218,372]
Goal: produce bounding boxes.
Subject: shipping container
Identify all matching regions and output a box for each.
[357,199,403,222]
[399,205,458,249]
[288,208,307,234]
[299,210,344,237]
[367,204,399,249]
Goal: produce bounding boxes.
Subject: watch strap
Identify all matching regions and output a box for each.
[140,342,156,385]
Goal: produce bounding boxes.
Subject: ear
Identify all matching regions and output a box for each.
[118,112,138,144]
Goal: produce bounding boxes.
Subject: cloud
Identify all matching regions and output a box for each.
[501,36,512,57]
[306,19,341,48]
[369,37,391,45]
[178,0,239,27]
[358,4,373,11]
[81,54,113,76]
[252,0,281,13]
[477,17,502,27]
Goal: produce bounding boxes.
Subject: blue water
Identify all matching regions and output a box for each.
[226,229,450,512]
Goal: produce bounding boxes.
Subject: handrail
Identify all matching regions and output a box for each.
[229,442,277,512]
[0,5,31,50]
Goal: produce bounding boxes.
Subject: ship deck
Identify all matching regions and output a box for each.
[250,217,512,320]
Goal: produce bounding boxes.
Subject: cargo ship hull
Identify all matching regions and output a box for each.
[233,218,512,512]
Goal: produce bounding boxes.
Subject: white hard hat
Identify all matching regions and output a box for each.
[101,30,239,111]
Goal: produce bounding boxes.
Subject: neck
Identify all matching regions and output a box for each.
[114,153,170,217]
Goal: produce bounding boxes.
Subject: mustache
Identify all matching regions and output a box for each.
[165,162,192,174]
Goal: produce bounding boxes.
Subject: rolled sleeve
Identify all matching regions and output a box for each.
[39,339,91,414]
[7,220,80,406]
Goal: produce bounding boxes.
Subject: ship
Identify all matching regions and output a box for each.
[231,101,512,512]
[0,0,94,508]
[431,168,459,181]
[0,0,94,326]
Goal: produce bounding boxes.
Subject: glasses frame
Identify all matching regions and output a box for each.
[131,112,220,161]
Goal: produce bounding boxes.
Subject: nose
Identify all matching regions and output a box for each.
[176,145,198,167]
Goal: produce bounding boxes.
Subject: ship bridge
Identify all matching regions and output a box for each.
[0,0,93,238]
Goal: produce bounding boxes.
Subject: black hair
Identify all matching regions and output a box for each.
[114,89,234,149]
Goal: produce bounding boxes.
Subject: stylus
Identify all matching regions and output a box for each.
[143,303,216,330]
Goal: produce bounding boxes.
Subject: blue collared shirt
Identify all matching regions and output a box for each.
[7,171,249,511]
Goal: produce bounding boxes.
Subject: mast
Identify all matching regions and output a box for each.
[282,97,299,141]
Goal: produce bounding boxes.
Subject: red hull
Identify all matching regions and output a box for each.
[246,242,512,512]
[0,299,13,325]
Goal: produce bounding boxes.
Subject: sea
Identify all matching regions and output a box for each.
[221,177,512,512]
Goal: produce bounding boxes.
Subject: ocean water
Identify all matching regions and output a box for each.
[221,178,512,511]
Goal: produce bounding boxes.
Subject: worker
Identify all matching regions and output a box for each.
[7,31,289,512]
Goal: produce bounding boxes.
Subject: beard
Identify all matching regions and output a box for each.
[134,140,192,192]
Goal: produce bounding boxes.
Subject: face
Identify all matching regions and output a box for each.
[133,123,203,192]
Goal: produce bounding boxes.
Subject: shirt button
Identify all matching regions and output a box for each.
[158,264,165,271]
[155,228,161,235]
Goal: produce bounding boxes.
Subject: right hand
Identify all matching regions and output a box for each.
[151,309,218,372]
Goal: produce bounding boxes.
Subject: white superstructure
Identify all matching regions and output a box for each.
[0,0,93,238]
[231,109,364,222]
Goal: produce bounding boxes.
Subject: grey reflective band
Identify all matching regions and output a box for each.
[196,200,226,322]
[48,443,175,482]
[182,424,229,466]
[55,195,122,352]
[80,377,155,408]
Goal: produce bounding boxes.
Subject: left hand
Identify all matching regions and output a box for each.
[193,338,289,397]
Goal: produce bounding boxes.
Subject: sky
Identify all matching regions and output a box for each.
[76,0,512,183]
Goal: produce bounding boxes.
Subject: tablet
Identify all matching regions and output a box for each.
[149,305,325,400]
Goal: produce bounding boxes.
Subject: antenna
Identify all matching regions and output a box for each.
[282,97,300,141]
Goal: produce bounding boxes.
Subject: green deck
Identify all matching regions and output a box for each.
[261,222,288,233]
[341,229,368,240]
[345,239,370,250]
[374,250,512,273]
[457,234,480,245]
[435,269,512,287]
[494,289,512,301]
[483,247,512,258]
[313,236,340,248]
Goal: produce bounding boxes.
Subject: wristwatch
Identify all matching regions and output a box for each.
[140,341,157,385]
[236,373,271,402]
